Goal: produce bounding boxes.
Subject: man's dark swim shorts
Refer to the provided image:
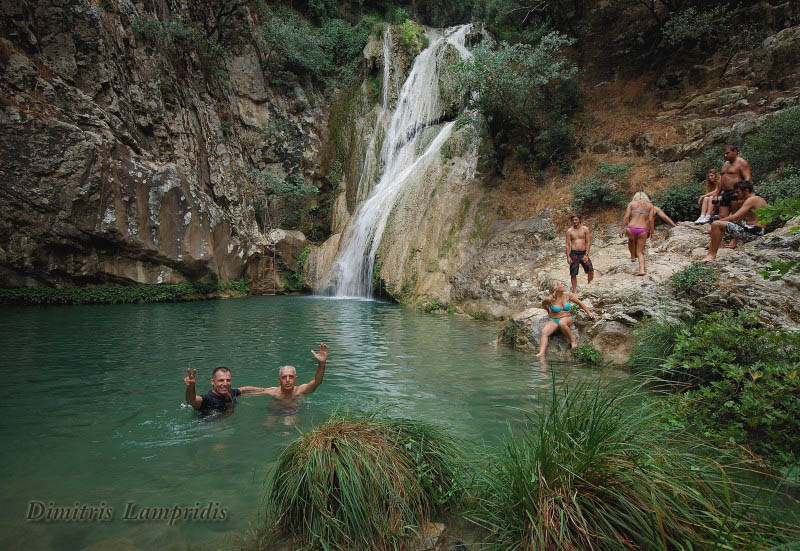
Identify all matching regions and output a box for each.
[569,250,593,276]
[719,188,738,207]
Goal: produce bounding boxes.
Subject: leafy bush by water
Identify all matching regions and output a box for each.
[467,378,793,550]
[629,316,689,373]
[572,344,603,365]
[631,311,800,469]
[266,410,464,551]
[661,311,800,467]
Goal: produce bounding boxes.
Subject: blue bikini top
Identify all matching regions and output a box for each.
[550,301,571,313]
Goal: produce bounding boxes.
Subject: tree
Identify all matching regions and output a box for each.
[452,32,580,166]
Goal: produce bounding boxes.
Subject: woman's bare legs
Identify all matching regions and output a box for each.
[635,232,647,275]
[536,320,559,356]
[701,196,714,216]
[626,229,636,262]
[558,317,577,348]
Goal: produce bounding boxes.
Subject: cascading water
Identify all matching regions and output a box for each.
[321,24,472,298]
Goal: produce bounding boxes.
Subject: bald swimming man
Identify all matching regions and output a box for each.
[254,343,329,401]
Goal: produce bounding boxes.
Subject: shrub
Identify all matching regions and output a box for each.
[670,262,718,294]
[653,180,703,222]
[659,310,800,467]
[572,344,603,364]
[757,169,800,204]
[284,246,310,292]
[267,410,464,551]
[743,106,800,177]
[452,32,580,168]
[629,316,689,373]
[570,180,625,211]
[662,5,732,51]
[467,378,792,550]
[396,19,427,56]
[258,7,370,90]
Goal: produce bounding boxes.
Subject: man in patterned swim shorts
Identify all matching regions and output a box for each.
[703,181,767,262]
[566,213,594,293]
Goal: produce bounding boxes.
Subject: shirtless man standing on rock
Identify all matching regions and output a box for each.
[566,214,593,293]
[715,145,752,220]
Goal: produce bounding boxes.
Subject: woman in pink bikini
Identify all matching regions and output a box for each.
[620,191,655,276]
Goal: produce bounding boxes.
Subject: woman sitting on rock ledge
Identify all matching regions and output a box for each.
[536,280,595,357]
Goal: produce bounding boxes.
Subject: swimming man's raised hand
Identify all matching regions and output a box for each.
[311,343,329,363]
[184,368,197,387]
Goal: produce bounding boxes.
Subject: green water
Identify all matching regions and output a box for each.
[0,296,610,550]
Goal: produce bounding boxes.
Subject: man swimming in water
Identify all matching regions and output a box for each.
[253,343,329,402]
[183,366,266,414]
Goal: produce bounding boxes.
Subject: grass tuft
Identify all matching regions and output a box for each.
[266,409,465,551]
[466,377,798,550]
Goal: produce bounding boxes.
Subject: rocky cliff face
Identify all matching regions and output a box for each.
[0,0,325,286]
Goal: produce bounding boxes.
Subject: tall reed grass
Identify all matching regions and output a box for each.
[467,378,798,550]
[266,409,464,551]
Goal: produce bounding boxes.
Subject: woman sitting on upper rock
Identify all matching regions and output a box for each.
[620,191,655,276]
[695,169,720,224]
[536,279,595,357]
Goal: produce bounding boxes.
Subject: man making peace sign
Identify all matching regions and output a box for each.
[183,343,330,413]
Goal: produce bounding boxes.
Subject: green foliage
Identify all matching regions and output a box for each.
[629,317,689,373]
[570,162,630,211]
[251,169,319,229]
[285,246,311,292]
[471,311,488,320]
[258,7,371,90]
[661,311,800,467]
[662,5,732,50]
[756,197,800,280]
[423,300,443,313]
[387,6,411,24]
[0,278,249,306]
[414,0,474,27]
[452,33,580,168]
[595,161,632,185]
[396,19,427,56]
[572,344,603,365]
[467,377,792,550]
[757,170,800,205]
[670,262,718,294]
[132,14,231,78]
[570,180,625,211]
[743,106,800,178]
[653,180,703,222]
[267,409,465,551]
[693,146,723,182]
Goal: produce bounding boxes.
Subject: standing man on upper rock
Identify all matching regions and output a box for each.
[714,145,752,221]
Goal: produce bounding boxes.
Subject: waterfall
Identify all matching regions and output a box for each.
[321,24,472,298]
